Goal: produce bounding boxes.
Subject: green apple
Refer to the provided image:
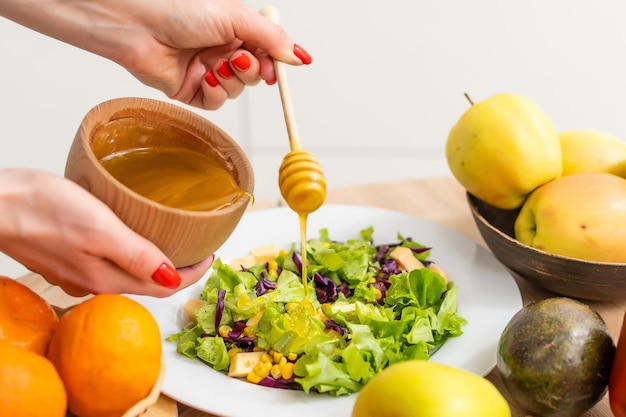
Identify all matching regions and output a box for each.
[515,172,626,262]
[560,129,626,176]
[446,93,562,209]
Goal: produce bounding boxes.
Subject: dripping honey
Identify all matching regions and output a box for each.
[283,164,326,302]
[300,213,309,299]
[295,196,325,301]
[93,117,249,211]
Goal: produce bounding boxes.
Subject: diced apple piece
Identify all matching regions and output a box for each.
[229,254,257,269]
[183,298,207,323]
[228,351,266,377]
[229,243,278,269]
[389,246,425,271]
[249,243,278,264]
[428,263,450,283]
[246,311,264,327]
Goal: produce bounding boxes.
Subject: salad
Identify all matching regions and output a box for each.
[167,226,467,396]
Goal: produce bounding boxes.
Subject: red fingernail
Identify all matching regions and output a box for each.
[216,60,234,79]
[230,54,251,72]
[151,263,182,289]
[204,70,219,87]
[265,76,277,86]
[293,44,312,65]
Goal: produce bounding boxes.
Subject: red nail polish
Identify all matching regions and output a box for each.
[152,263,182,289]
[293,44,312,65]
[231,54,251,72]
[204,70,219,87]
[216,60,234,79]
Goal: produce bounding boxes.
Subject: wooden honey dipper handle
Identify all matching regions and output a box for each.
[259,5,301,152]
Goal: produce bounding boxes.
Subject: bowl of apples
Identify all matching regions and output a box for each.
[446,93,626,301]
[466,175,626,302]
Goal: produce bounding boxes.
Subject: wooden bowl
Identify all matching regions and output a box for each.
[65,97,254,267]
[467,192,626,301]
[121,357,168,417]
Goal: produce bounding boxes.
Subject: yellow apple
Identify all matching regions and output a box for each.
[560,129,626,176]
[515,172,626,262]
[352,360,510,417]
[446,93,562,209]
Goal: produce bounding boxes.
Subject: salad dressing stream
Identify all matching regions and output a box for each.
[260,6,327,300]
[299,215,308,298]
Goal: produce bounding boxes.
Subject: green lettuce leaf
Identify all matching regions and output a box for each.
[294,351,363,395]
[196,335,230,371]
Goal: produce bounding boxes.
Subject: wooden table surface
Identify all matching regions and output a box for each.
[19,176,624,417]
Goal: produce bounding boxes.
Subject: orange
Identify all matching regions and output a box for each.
[47,294,162,417]
[0,341,67,417]
[0,276,59,355]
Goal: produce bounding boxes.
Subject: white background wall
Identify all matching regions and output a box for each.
[2,0,626,278]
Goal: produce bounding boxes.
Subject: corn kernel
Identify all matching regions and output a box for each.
[243,326,256,338]
[368,277,377,283]
[252,346,264,352]
[270,364,282,379]
[252,361,263,373]
[252,361,272,378]
[373,288,383,301]
[278,356,287,366]
[268,260,279,277]
[260,353,273,363]
[281,362,295,379]
[218,325,232,337]
[285,302,298,312]
[246,372,264,384]
[227,347,241,358]
[278,249,288,256]
[287,353,298,361]
[316,310,329,323]
[272,351,284,364]
[321,303,333,316]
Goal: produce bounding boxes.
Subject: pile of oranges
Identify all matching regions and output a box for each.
[0,276,162,417]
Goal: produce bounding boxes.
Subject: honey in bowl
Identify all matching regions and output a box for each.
[92,117,250,212]
[65,97,255,268]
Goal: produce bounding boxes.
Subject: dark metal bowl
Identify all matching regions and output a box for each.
[467,192,626,301]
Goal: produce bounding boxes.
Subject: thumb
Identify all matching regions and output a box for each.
[104,229,183,289]
[235,5,312,65]
[150,260,183,289]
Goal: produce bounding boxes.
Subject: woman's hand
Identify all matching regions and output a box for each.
[0,0,310,296]
[0,169,213,297]
[0,0,312,110]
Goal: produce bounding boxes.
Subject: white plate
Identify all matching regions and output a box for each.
[129,204,522,417]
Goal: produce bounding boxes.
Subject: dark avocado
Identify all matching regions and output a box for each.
[497,297,615,417]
